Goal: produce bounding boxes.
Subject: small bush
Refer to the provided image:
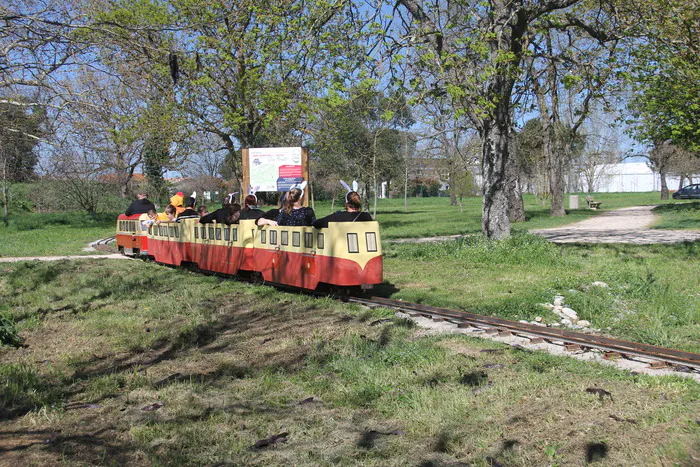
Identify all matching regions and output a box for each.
[0,313,21,347]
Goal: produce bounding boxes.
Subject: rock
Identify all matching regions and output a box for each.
[519,320,529,324]
[553,296,565,307]
[591,281,609,288]
[577,320,591,327]
[540,303,554,309]
[530,321,545,327]
[561,307,579,321]
[561,318,572,326]
[535,316,543,322]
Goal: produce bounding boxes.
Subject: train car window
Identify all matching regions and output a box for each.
[174,226,180,238]
[141,222,148,232]
[224,227,230,241]
[156,225,162,236]
[194,226,199,239]
[208,227,215,240]
[132,221,137,231]
[292,231,300,247]
[232,228,238,242]
[281,231,289,246]
[317,233,324,249]
[347,233,359,253]
[366,232,377,252]
[270,230,277,245]
[261,230,267,244]
[168,226,175,237]
[215,228,222,240]
[304,232,313,248]
[201,226,206,239]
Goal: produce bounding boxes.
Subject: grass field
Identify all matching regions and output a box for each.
[0,212,118,257]
[1,260,698,465]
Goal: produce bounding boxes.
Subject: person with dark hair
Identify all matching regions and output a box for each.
[277,184,315,226]
[313,191,372,228]
[200,193,240,224]
[125,192,156,216]
[155,204,177,224]
[239,194,266,222]
[177,196,199,220]
[197,205,208,217]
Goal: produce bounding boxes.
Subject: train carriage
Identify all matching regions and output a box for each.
[126,217,383,292]
[116,214,150,256]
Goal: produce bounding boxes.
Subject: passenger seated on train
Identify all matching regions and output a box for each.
[197,205,208,217]
[239,187,272,226]
[155,204,177,224]
[169,192,186,215]
[125,192,156,216]
[200,193,241,224]
[177,194,199,220]
[142,209,158,228]
[277,182,315,226]
[313,185,372,228]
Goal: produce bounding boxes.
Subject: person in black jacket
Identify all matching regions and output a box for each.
[313,191,372,228]
[200,193,240,224]
[125,192,156,216]
[177,196,199,220]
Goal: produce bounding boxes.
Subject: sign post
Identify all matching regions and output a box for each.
[242,147,309,206]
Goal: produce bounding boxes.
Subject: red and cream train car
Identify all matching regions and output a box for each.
[123,218,382,291]
[116,214,150,256]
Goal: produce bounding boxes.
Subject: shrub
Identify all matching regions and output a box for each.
[0,313,21,348]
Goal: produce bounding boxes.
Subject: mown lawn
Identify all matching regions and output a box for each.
[0,212,118,257]
[0,260,698,465]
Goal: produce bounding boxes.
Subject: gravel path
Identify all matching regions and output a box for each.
[0,254,130,263]
[530,205,700,244]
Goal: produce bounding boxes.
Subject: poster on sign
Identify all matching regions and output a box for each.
[248,147,304,192]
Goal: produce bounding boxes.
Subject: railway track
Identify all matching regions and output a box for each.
[347,296,700,373]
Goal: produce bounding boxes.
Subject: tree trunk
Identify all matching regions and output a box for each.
[404,165,408,211]
[660,169,669,200]
[449,173,457,206]
[678,175,685,191]
[480,117,511,239]
[548,143,567,216]
[507,129,525,222]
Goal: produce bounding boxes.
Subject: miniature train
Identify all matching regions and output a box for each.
[116,213,383,291]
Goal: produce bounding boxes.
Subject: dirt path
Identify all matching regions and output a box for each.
[530,205,700,244]
[0,254,130,263]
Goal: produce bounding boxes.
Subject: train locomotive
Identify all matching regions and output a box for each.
[115,214,383,291]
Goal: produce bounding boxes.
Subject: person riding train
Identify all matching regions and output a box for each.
[200,192,240,224]
[277,181,315,226]
[313,180,372,228]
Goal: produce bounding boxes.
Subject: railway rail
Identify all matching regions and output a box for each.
[347,296,700,372]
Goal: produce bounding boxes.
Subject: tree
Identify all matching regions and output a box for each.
[311,86,413,216]
[394,0,619,237]
[0,98,46,221]
[623,0,700,153]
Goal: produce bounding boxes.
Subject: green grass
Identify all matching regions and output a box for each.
[0,212,118,257]
[384,235,700,353]
[0,259,697,465]
[652,201,700,230]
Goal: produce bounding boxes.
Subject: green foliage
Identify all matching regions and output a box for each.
[0,313,21,347]
[0,100,46,183]
[624,1,700,152]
